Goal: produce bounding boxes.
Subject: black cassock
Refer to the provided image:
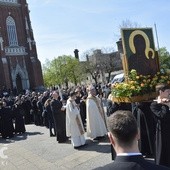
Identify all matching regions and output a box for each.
[12,104,26,134]
[0,112,2,135]
[45,104,55,136]
[0,107,14,138]
[132,102,155,157]
[150,102,170,167]
[50,99,67,143]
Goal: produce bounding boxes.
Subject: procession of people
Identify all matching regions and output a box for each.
[0,84,108,144]
[1,81,170,168]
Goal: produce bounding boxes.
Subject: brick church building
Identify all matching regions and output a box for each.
[0,0,43,94]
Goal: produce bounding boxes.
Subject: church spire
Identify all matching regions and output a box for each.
[25,17,32,50]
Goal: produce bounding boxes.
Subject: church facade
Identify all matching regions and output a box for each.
[0,0,43,93]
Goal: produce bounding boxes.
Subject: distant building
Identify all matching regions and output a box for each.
[86,40,123,84]
[0,0,43,93]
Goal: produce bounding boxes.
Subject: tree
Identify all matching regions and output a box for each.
[119,19,141,29]
[63,56,85,86]
[42,59,55,87]
[83,61,100,85]
[43,55,84,88]
[101,47,115,53]
[100,53,122,83]
[158,47,170,71]
[81,48,96,61]
[82,48,123,84]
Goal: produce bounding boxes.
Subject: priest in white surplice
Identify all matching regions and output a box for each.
[66,91,86,148]
[86,85,107,141]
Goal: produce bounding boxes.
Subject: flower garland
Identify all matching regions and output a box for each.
[112,69,170,98]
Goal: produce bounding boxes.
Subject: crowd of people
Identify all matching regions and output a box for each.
[1,82,170,169]
[0,84,110,143]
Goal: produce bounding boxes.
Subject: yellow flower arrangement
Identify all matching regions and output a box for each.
[112,69,170,98]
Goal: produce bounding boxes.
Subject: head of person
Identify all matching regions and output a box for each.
[107,110,139,153]
[69,91,76,100]
[88,85,96,96]
[15,98,21,105]
[43,91,48,97]
[44,98,51,107]
[156,83,170,99]
[52,91,59,99]
[75,88,81,97]
[32,91,36,97]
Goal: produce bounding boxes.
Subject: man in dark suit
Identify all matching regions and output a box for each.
[96,110,170,170]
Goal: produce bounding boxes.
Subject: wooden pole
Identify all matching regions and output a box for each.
[154,23,160,55]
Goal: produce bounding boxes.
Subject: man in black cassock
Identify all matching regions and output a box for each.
[50,91,67,143]
[12,99,26,134]
[150,84,170,168]
[0,101,14,139]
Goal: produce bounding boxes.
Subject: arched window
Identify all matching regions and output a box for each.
[6,16,18,46]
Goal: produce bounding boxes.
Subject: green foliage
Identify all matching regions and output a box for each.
[42,55,84,87]
[42,59,54,87]
[159,47,170,71]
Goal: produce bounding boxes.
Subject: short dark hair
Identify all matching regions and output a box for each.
[155,83,170,93]
[70,91,76,97]
[107,110,138,147]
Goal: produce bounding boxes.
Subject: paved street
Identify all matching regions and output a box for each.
[0,124,112,170]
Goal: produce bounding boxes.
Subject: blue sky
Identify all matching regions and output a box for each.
[27,0,170,64]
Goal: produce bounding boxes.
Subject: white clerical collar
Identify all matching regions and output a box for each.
[117,153,142,156]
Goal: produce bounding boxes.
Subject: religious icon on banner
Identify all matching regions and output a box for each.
[121,28,159,76]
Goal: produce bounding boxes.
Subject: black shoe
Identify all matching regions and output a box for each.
[92,137,99,142]
[50,134,55,137]
[8,135,14,138]
[81,143,88,147]
[58,140,66,143]
[97,136,106,140]
[74,146,81,149]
